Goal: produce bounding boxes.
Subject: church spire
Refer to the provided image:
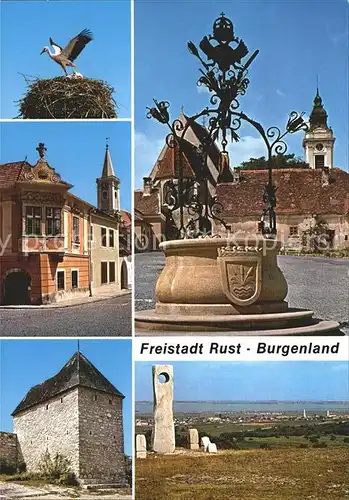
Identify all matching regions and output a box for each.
[309,84,328,129]
[102,139,116,178]
[303,85,335,169]
[96,140,120,213]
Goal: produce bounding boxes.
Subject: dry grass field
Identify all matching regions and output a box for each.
[136,448,349,500]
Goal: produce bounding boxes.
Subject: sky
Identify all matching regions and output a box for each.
[136,361,349,402]
[0,339,133,456]
[134,0,348,187]
[0,0,131,119]
[0,121,131,211]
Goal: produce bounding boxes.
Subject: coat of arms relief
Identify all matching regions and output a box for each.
[217,246,262,306]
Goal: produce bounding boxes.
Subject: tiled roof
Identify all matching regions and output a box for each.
[120,209,132,226]
[217,168,349,217]
[155,143,195,180]
[12,352,124,416]
[0,161,32,188]
[134,189,160,216]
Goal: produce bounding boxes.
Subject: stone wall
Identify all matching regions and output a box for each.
[13,388,80,475]
[218,214,349,251]
[12,386,125,484]
[0,432,20,470]
[78,386,125,484]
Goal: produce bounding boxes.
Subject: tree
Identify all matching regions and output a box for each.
[237,153,308,170]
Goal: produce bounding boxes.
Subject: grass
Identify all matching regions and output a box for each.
[136,448,349,500]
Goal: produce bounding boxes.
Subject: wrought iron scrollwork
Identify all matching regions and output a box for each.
[146,13,309,239]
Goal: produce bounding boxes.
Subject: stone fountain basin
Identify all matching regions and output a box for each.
[155,236,288,315]
[135,237,341,334]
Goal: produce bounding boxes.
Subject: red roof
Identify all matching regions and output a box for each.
[120,209,131,227]
[217,168,349,217]
[155,145,195,180]
[134,189,160,216]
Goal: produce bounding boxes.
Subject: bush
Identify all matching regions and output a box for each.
[312,442,328,448]
[17,76,118,119]
[0,461,17,475]
[4,472,37,482]
[37,451,78,486]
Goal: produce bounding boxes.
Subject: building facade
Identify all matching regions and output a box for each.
[0,142,127,305]
[134,114,223,250]
[11,351,126,486]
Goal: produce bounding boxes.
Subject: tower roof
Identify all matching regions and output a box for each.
[12,352,124,416]
[309,87,328,129]
[102,144,116,178]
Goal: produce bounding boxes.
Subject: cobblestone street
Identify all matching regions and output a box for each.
[135,253,349,334]
[0,295,132,337]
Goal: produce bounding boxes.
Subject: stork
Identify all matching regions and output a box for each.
[40,29,93,77]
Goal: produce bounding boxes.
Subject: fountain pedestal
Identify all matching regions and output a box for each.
[135,237,340,335]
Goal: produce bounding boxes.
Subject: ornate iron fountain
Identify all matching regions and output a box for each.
[146,13,308,239]
[136,14,340,335]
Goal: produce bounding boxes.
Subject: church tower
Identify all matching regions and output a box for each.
[96,142,120,214]
[303,88,335,169]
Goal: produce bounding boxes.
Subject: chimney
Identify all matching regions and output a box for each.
[143,177,152,195]
[321,167,330,187]
[233,167,241,184]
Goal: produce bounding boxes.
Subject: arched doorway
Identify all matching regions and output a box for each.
[3,270,31,305]
[120,260,128,290]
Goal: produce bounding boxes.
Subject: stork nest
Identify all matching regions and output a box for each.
[17,75,118,119]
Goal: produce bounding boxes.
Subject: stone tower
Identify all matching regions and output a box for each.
[12,351,126,486]
[96,142,120,215]
[303,88,335,169]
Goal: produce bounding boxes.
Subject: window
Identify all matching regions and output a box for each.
[57,270,65,290]
[46,208,61,236]
[101,227,107,247]
[72,270,78,289]
[101,262,108,284]
[109,399,112,405]
[315,155,325,169]
[25,206,42,235]
[90,224,94,242]
[45,405,49,410]
[109,262,115,283]
[345,235,348,241]
[73,216,80,244]
[93,395,98,402]
[60,398,63,403]
[102,191,108,200]
[109,229,115,247]
[289,226,298,236]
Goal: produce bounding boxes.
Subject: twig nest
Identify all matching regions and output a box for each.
[17,75,118,119]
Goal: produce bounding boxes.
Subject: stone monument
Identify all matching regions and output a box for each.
[151,365,175,454]
[208,443,218,453]
[201,436,211,452]
[188,428,199,450]
[136,434,147,459]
